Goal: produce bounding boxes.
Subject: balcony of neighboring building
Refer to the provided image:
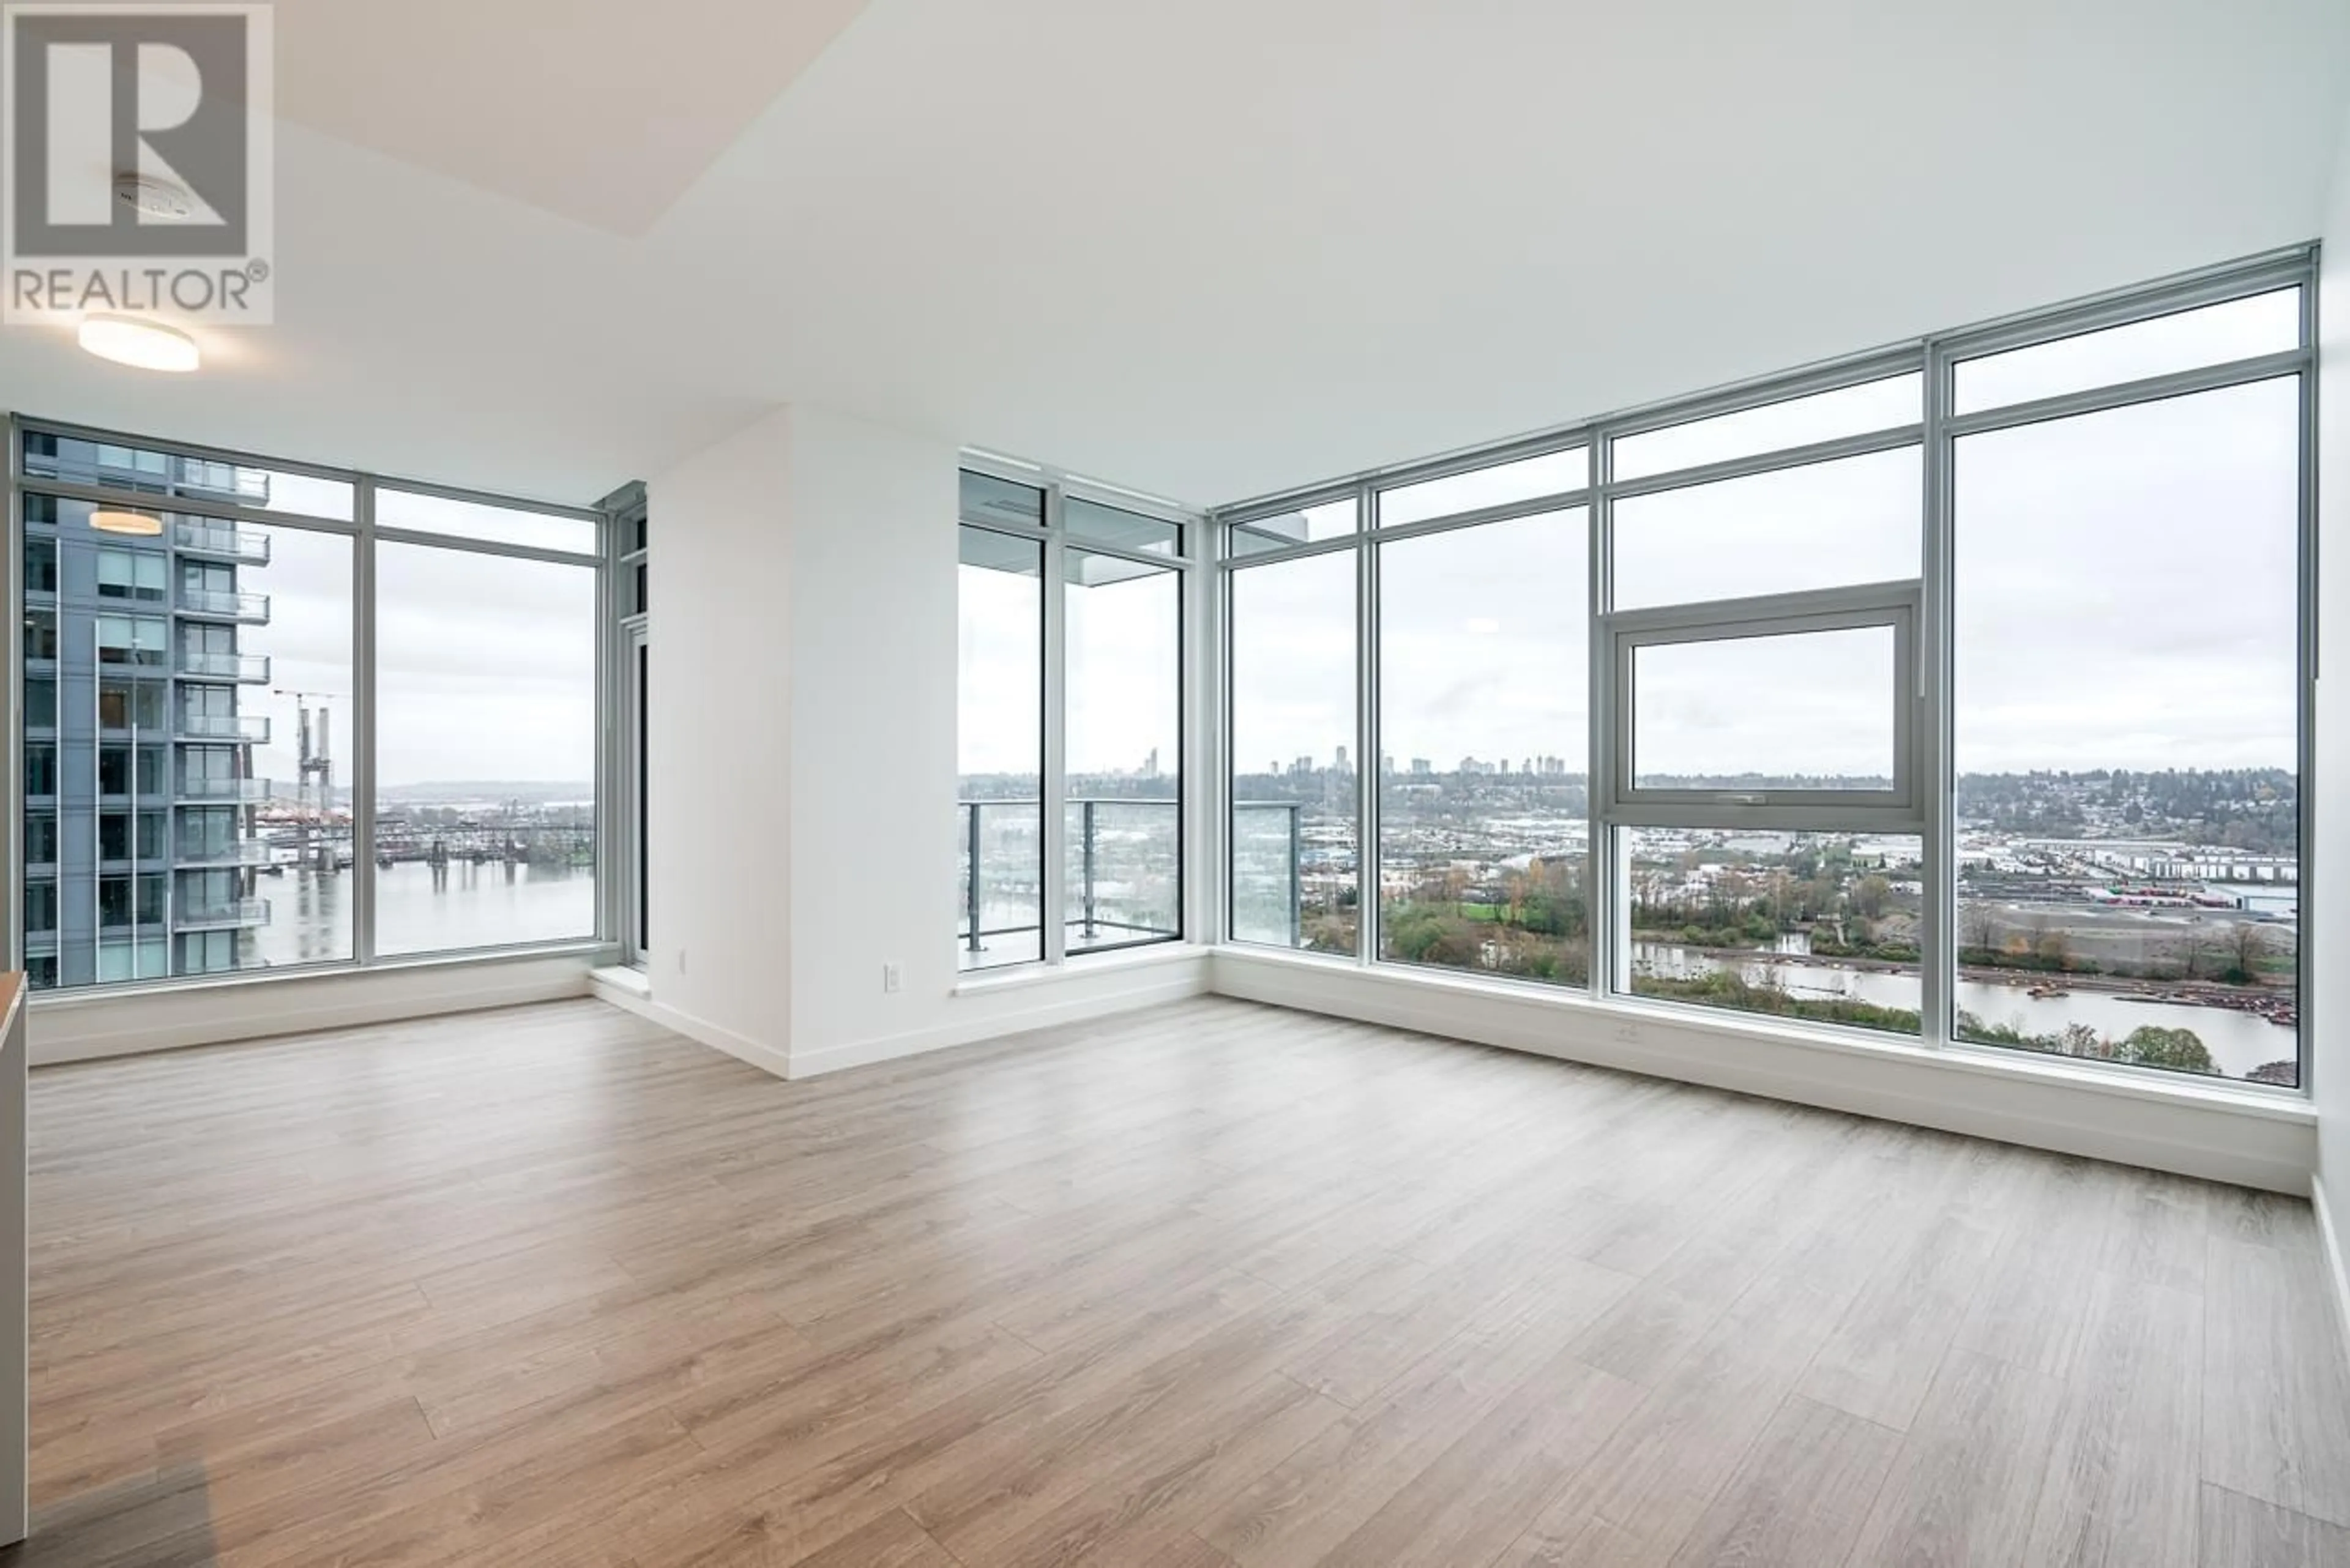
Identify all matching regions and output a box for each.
[175,712,270,744]
[173,521,271,564]
[175,777,270,805]
[174,895,270,932]
[176,649,271,683]
[173,586,271,624]
[174,838,271,870]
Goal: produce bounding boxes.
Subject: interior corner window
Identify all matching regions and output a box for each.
[1953,288,2300,414]
[1377,509,1590,987]
[1229,548,1357,952]
[1613,373,1921,482]
[1611,447,1920,611]
[957,525,1044,969]
[1062,549,1181,955]
[1378,447,1587,529]
[1065,498,1181,560]
[1230,496,1356,558]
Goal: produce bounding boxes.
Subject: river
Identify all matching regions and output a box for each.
[247,862,597,968]
[1632,941,2296,1081]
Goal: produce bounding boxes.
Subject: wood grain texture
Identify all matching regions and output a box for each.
[1,993,2343,1567]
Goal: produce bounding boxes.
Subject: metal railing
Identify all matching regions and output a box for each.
[958,796,1184,961]
[173,521,272,563]
[176,649,270,682]
[177,896,270,930]
[176,587,270,622]
[177,712,270,743]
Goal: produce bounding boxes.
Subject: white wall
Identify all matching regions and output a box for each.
[2315,105,2350,1297]
[646,405,1206,1079]
[644,409,798,1075]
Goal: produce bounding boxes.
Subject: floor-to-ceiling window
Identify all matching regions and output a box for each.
[7,425,608,991]
[1216,249,2311,1091]
[958,467,1192,972]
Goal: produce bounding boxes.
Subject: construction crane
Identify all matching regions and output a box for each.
[272,689,345,872]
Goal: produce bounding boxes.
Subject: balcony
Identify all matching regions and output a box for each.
[177,649,270,683]
[176,777,270,804]
[173,521,271,564]
[177,712,270,744]
[1231,801,1307,947]
[175,587,270,623]
[957,797,1187,969]
[176,838,271,868]
[176,896,269,931]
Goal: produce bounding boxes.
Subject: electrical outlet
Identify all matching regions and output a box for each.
[882,962,903,995]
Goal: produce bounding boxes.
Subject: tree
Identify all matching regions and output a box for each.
[1851,875,1892,922]
[2119,1025,2215,1075]
[2223,922,2273,987]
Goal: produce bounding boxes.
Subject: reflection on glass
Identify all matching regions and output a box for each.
[1379,449,1587,529]
[1614,374,1920,482]
[375,542,597,957]
[1613,447,1919,610]
[1064,549,1180,953]
[1955,378,2299,1085]
[1232,498,1356,558]
[1954,289,2299,414]
[1229,550,1356,952]
[20,431,354,519]
[376,488,599,555]
[1619,828,1923,1036]
[1065,499,1181,560]
[1378,510,1589,986]
[958,526,1043,969]
[1631,627,1896,790]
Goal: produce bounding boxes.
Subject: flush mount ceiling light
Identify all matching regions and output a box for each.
[76,313,199,373]
[91,509,165,537]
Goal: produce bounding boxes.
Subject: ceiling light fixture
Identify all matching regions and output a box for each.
[76,313,200,373]
[90,509,165,537]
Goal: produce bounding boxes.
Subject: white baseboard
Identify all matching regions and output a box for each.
[2313,1177,2350,1371]
[1212,950,2318,1194]
[643,999,793,1081]
[29,952,600,1067]
[786,958,1210,1079]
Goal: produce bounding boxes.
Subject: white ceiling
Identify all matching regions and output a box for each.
[1,0,2345,511]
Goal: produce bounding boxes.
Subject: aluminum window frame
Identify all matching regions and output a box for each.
[2,416,614,998]
[1212,242,2318,1096]
[1604,580,1926,829]
[957,454,1201,974]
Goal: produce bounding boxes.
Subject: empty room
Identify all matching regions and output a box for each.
[0,2,2346,1565]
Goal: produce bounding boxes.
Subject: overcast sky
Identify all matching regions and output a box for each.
[220,496,595,790]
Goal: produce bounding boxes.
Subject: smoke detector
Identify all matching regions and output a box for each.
[113,173,195,223]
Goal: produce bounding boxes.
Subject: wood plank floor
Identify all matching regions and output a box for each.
[9,995,2350,1567]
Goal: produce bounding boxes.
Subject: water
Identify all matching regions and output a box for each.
[1632,942,2295,1080]
[247,862,596,969]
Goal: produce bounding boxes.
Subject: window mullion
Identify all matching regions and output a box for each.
[1920,343,1956,1051]
[1041,491,1069,968]
[1355,486,1378,968]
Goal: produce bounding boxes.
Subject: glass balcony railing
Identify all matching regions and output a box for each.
[958,797,1185,968]
[176,712,270,743]
[175,838,270,868]
[177,896,269,930]
[173,521,271,563]
[176,587,270,622]
[176,649,270,682]
[176,777,269,803]
[1230,801,1307,947]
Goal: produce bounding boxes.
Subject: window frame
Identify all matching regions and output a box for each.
[958,456,1199,973]
[1602,580,1925,829]
[1212,244,2316,1095]
[3,416,614,996]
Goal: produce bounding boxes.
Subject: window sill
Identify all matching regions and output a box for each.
[954,941,1209,998]
[1210,944,2314,1127]
[28,939,617,1012]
